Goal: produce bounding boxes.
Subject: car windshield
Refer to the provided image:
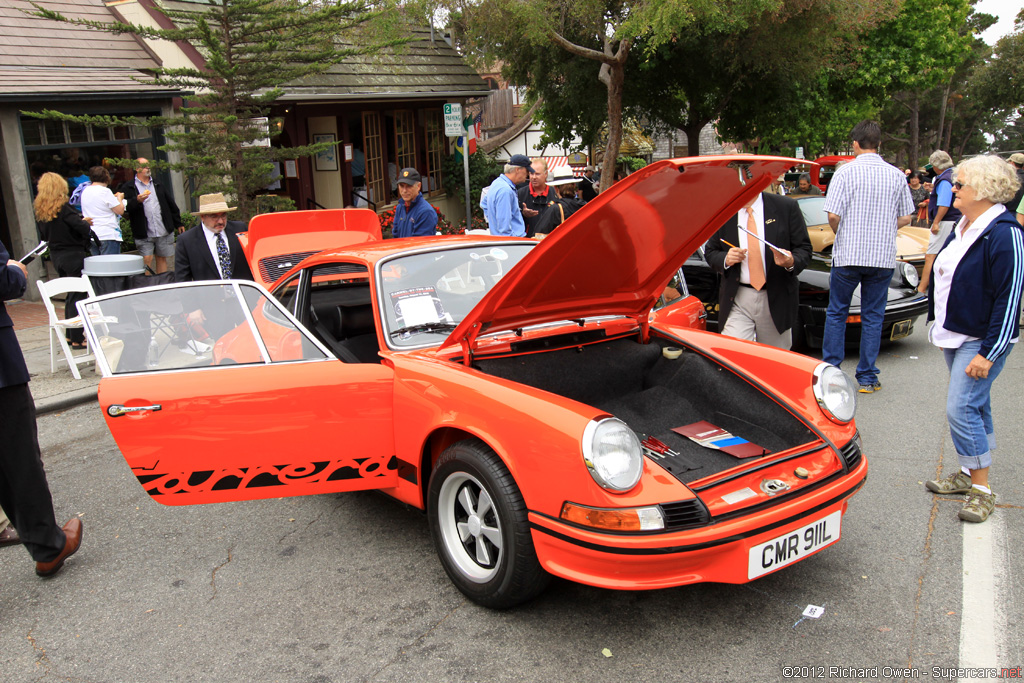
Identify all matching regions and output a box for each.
[378,243,535,348]
[798,196,828,226]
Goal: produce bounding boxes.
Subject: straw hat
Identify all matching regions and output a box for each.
[196,193,237,215]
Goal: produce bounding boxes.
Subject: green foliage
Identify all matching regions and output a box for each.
[857,0,972,95]
[455,0,886,163]
[26,0,406,220]
[617,156,648,173]
[441,150,503,218]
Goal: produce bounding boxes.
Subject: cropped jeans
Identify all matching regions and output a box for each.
[822,265,893,385]
[943,339,1012,471]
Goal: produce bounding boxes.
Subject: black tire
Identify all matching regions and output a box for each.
[427,440,550,609]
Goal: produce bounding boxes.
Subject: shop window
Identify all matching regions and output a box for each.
[21,120,42,146]
[42,120,63,145]
[67,121,89,143]
[361,111,387,209]
[20,113,162,195]
[424,110,444,196]
[394,109,416,175]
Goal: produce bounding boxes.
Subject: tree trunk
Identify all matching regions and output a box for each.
[908,92,920,169]
[548,31,631,195]
[684,123,703,158]
[600,60,625,193]
[936,81,951,152]
[944,100,955,151]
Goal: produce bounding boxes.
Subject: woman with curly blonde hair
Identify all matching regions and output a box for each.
[34,172,94,349]
[924,155,1023,523]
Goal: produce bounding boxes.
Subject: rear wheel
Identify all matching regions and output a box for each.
[427,440,549,608]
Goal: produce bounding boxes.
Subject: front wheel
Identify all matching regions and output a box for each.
[427,440,549,609]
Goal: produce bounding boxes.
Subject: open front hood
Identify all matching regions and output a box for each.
[443,156,799,352]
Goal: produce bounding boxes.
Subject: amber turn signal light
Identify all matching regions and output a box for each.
[560,502,664,531]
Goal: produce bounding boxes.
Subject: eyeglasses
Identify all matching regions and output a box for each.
[954,182,964,190]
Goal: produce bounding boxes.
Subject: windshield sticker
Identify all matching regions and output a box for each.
[390,287,448,327]
[490,248,508,261]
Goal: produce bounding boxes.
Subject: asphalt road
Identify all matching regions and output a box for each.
[2,328,1022,683]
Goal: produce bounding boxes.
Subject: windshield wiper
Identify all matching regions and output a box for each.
[389,322,458,337]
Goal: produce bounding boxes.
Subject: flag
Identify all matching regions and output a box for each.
[454,113,481,162]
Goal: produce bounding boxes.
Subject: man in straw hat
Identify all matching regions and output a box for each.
[174,193,253,283]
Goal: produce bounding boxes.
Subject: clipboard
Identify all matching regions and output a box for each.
[737,225,791,259]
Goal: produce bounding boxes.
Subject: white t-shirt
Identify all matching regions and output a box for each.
[81,184,123,241]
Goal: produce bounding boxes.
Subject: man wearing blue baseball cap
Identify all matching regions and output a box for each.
[481,154,532,237]
[391,167,438,238]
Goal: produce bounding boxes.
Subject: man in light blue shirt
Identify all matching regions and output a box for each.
[822,120,915,394]
[482,154,533,237]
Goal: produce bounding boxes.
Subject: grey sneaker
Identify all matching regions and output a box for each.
[958,488,996,523]
[926,470,972,494]
[858,381,881,393]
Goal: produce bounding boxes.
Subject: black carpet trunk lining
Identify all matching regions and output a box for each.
[476,337,815,483]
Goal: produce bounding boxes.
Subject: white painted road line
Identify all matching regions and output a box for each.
[960,514,1002,683]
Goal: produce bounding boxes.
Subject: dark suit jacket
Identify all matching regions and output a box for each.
[174,219,253,282]
[1,242,31,388]
[704,192,812,334]
[119,178,183,241]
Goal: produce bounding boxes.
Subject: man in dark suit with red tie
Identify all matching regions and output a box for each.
[174,193,253,283]
[704,191,812,349]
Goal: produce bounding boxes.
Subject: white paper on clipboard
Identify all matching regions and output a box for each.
[737,224,792,260]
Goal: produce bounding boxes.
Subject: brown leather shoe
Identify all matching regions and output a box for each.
[35,518,83,578]
[0,525,21,547]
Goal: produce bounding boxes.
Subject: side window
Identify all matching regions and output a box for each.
[273,274,300,315]
[83,283,258,373]
[241,285,327,363]
[305,264,379,362]
[654,269,689,310]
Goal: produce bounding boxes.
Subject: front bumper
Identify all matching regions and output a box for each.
[802,294,929,347]
[528,456,868,590]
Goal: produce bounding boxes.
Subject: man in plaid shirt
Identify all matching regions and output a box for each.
[822,120,916,393]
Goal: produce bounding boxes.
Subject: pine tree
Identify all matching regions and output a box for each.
[27,0,406,218]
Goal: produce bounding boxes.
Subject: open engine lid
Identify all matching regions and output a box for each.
[443,155,798,352]
[242,208,381,288]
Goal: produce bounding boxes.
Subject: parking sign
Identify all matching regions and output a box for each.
[444,103,463,137]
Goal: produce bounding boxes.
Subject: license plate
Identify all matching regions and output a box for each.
[890,319,912,340]
[747,511,841,579]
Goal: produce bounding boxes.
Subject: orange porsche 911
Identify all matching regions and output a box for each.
[78,156,866,608]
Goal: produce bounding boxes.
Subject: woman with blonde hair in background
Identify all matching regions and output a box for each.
[33,172,94,349]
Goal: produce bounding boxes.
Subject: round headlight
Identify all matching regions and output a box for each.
[582,418,643,492]
[901,262,919,288]
[812,363,856,424]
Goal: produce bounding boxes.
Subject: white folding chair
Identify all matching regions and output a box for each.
[36,276,97,379]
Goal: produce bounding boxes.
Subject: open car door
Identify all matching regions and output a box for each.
[78,280,397,506]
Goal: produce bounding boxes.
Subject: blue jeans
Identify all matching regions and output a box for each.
[91,240,121,256]
[822,265,893,385]
[943,339,1011,471]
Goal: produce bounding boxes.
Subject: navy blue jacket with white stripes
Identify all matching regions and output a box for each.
[927,210,1024,361]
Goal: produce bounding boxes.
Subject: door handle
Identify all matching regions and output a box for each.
[108,404,162,417]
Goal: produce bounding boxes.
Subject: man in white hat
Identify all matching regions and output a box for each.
[174,193,253,282]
